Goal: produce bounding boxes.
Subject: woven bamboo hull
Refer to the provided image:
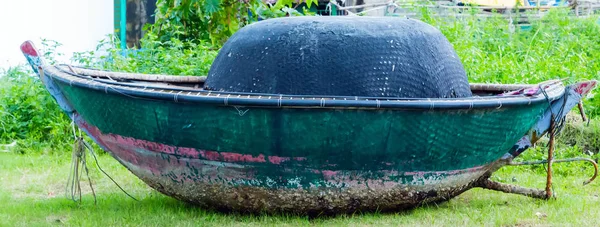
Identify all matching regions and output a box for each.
[20,40,597,214]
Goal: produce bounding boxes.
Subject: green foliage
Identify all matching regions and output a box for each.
[151,0,246,46]
[588,91,600,117]
[506,117,600,177]
[40,39,64,65]
[0,66,71,152]
[250,1,312,19]
[149,0,314,47]
[410,7,600,117]
[513,142,599,178]
[418,9,600,84]
[72,34,218,76]
[558,117,600,155]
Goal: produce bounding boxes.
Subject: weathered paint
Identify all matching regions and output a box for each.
[20,41,42,75]
[20,41,75,114]
[499,86,541,96]
[42,73,550,213]
[20,41,38,57]
[20,41,596,214]
[53,79,549,176]
[71,113,494,214]
[574,80,598,97]
[76,116,488,189]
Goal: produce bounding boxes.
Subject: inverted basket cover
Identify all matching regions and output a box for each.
[205,16,472,98]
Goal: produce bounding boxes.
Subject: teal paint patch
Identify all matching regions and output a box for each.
[55,79,547,177]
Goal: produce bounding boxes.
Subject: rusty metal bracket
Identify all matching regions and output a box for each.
[546,114,556,198]
[508,157,598,186]
[479,112,598,200]
[478,178,548,199]
[480,156,598,200]
[478,155,598,200]
[578,100,588,123]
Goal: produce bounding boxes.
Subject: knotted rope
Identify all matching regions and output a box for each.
[65,119,139,204]
[65,135,97,204]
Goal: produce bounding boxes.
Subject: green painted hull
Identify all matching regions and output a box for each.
[37,65,562,214]
[58,81,548,185]
[22,40,597,215]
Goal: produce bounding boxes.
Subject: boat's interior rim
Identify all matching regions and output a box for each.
[57,64,563,91]
[57,64,206,83]
[50,64,566,102]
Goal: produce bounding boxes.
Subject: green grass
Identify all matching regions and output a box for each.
[1,148,600,226]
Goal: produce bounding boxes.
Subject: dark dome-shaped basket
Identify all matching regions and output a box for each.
[205,16,472,98]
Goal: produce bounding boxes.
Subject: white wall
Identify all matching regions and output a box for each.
[0,0,114,69]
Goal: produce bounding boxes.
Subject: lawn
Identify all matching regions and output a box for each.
[1,149,599,226]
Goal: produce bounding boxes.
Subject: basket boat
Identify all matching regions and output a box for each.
[20,40,597,215]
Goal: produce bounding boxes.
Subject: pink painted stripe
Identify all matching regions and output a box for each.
[20,41,39,57]
[574,80,597,96]
[77,118,488,179]
[78,120,306,165]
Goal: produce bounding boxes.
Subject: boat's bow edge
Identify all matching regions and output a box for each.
[20,41,76,115]
[20,41,45,75]
[506,80,598,159]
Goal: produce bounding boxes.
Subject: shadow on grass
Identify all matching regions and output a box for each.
[4,182,596,226]
[2,189,468,223]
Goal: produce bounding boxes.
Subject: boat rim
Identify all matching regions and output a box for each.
[41,64,565,110]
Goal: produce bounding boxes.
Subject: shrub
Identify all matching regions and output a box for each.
[148,0,315,47]
[0,66,71,152]
[415,7,600,116]
[72,34,218,76]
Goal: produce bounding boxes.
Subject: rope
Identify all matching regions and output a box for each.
[66,118,139,203]
[537,84,573,197]
[65,135,97,204]
[81,135,140,202]
[539,84,567,137]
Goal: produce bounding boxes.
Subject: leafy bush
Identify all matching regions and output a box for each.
[72,34,218,76]
[558,117,600,155]
[415,8,600,84]
[149,0,316,47]
[0,66,71,152]
[412,8,600,116]
[587,91,600,118]
[127,6,600,117]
